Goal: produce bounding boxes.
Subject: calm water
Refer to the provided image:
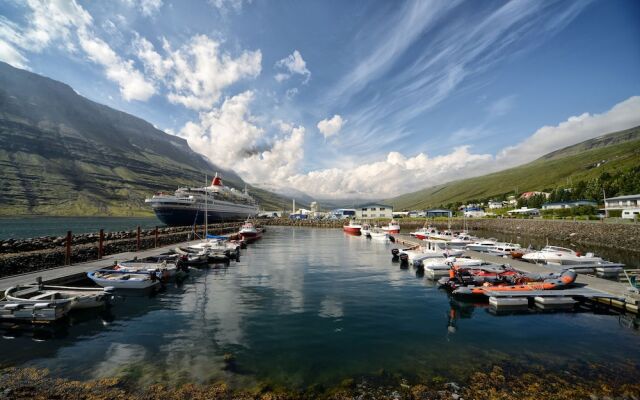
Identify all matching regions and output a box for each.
[0,226,639,389]
[0,217,162,240]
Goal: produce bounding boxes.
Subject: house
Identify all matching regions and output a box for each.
[605,194,640,211]
[463,207,485,218]
[355,203,393,219]
[392,211,410,218]
[507,207,540,216]
[487,200,504,209]
[425,209,453,218]
[506,195,518,206]
[542,200,598,210]
[520,191,550,200]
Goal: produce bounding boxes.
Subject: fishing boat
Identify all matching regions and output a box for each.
[448,233,476,248]
[522,246,605,265]
[401,239,464,265]
[465,239,498,252]
[381,220,401,234]
[409,226,438,240]
[239,221,262,242]
[5,285,113,310]
[87,270,161,290]
[343,220,362,234]
[370,230,389,240]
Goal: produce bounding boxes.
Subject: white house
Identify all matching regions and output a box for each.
[542,200,598,210]
[605,194,640,211]
[487,201,504,209]
[507,207,540,216]
[356,203,393,219]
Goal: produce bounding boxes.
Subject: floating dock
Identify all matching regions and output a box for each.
[393,234,639,314]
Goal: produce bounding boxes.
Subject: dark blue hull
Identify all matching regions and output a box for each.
[152,208,253,226]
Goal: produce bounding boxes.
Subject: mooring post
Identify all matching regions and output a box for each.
[136,225,141,251]
[65,230,72,265]
[154,226,158,248]
[98,229,104,259]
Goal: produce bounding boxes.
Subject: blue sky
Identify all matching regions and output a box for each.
[1,0,639,198]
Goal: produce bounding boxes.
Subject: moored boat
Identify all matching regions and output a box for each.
[466,239,498,252]
[381,220,401,234]
[239,221,263,242]
[361,223,372,237]
[522,246,605,265]
[343,220,362,234]
[5,285,113,310]
[87,270,161,290]
[487,242,522,256]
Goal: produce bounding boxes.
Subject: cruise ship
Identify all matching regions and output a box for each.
[145,174,259,226]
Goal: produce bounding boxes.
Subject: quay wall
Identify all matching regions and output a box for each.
[0,223,241,278]
[261,218,640,253]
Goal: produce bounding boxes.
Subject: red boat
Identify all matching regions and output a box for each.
[382,220,401,234]
[343,220,362,234]
[239,221,262,242]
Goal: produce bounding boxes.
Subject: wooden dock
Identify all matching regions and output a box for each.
[393,234,640,313]
[0,241,189,290]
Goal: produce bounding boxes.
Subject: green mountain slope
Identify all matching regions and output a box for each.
[387,126,640,210]
[0,62,298,216]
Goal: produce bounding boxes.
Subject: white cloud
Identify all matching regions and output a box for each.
[135,34,262,110]
[139,0,163,16]
[276,96,640,199]
[177,91,305,183]
[0,38,27,68]
[78,31,155,101]
[497,96,640,166]
[274,50,310,83]
[317,114,344,138]
[209,0,247,13]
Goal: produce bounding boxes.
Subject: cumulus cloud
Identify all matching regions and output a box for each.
[135,34,262,110]
[274,50,310,83]
[276,96,640,199]
[178,91,305,183]
[317,114,344,139]
[209,0,246,13]
[138,0,163,16]
[0,0,155,102]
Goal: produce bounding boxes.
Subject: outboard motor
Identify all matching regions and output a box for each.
[399,253,409,268]
[391,248,400,262]
[235,250,241,262]
[413,259,424,271]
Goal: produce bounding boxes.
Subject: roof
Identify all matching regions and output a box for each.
[606,194,640,201]
[507,207,539,213]
[357,203,392,208]
[426,209,452,213]
[543,200,597,206]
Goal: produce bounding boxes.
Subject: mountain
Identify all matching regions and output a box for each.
[0,62,298,216]
[387,125,640,210]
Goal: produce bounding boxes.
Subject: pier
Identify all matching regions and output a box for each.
[393,234,640,314]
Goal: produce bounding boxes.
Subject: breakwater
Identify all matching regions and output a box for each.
[0,223,241,278]
[261,218,640,253]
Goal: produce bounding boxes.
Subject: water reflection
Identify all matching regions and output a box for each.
[0,227,638,389]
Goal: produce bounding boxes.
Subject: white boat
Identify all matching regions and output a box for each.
[87,270,161,290]
[370,230,389,240]
[361,223,372,237]
[423,257,491,279]
[448,234,476,248]
[427,229,455,241]
[116,260,177,280]
[522,246,604,265]
[409,226,438,240]
[239,221,262,241]
[466,239,497,252]
[403,239,464,265]
[343,220,362,234]
[5,285,113,310]
[487,242,522,256]
[381,220,400,234]
[0,297,73,322]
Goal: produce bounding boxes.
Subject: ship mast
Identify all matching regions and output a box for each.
[204,174,208,239]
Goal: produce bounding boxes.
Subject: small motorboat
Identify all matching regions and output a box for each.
[466,239,498,252]
[173,247,209,265]
[343,219,362,234]
[87,270,161,290]
[5,284,114,310]
[487,242,522,256]
[438,263,520,291]
[0,297,73,322]
[448,234,476,248]
[370,230,389,240]
[361,223,372,237]
[239,221,263,242]
[115,260,177,281]
[409,226,438,240]
[381,220,401,234]
[522,246,604,265]
[422,257,494,279]
[401,240,464,265]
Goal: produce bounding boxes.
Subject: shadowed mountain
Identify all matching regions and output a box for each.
[0,62,301,216]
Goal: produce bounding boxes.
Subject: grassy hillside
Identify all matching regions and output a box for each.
[387,126,640,210]
[0,62,300,216]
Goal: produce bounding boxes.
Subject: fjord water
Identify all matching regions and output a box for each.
[1,226,638,389]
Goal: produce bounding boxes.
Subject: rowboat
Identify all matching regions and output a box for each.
[87,270,161,290]
[5,285,113,310]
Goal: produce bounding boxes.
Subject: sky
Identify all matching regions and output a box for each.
[1,0,639,200]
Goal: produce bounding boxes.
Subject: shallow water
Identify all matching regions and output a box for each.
[0,216,162,240]
[0,227,638,389]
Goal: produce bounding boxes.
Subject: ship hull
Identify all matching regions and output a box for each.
[152,207,256,226]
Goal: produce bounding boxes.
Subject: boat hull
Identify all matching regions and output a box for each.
[383,228,400,234]
[343,227,361,234]
[152,207,256,226]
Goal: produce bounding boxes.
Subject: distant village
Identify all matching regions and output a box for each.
[258,192,640,221]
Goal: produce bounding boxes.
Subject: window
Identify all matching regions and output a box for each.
[379,207,385,211]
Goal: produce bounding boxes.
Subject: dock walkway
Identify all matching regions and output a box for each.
[393,234,639,312]
[0,241,189,290]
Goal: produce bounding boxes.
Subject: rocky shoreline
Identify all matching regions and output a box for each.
[0,223,241,278]
[261,218,640,253]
